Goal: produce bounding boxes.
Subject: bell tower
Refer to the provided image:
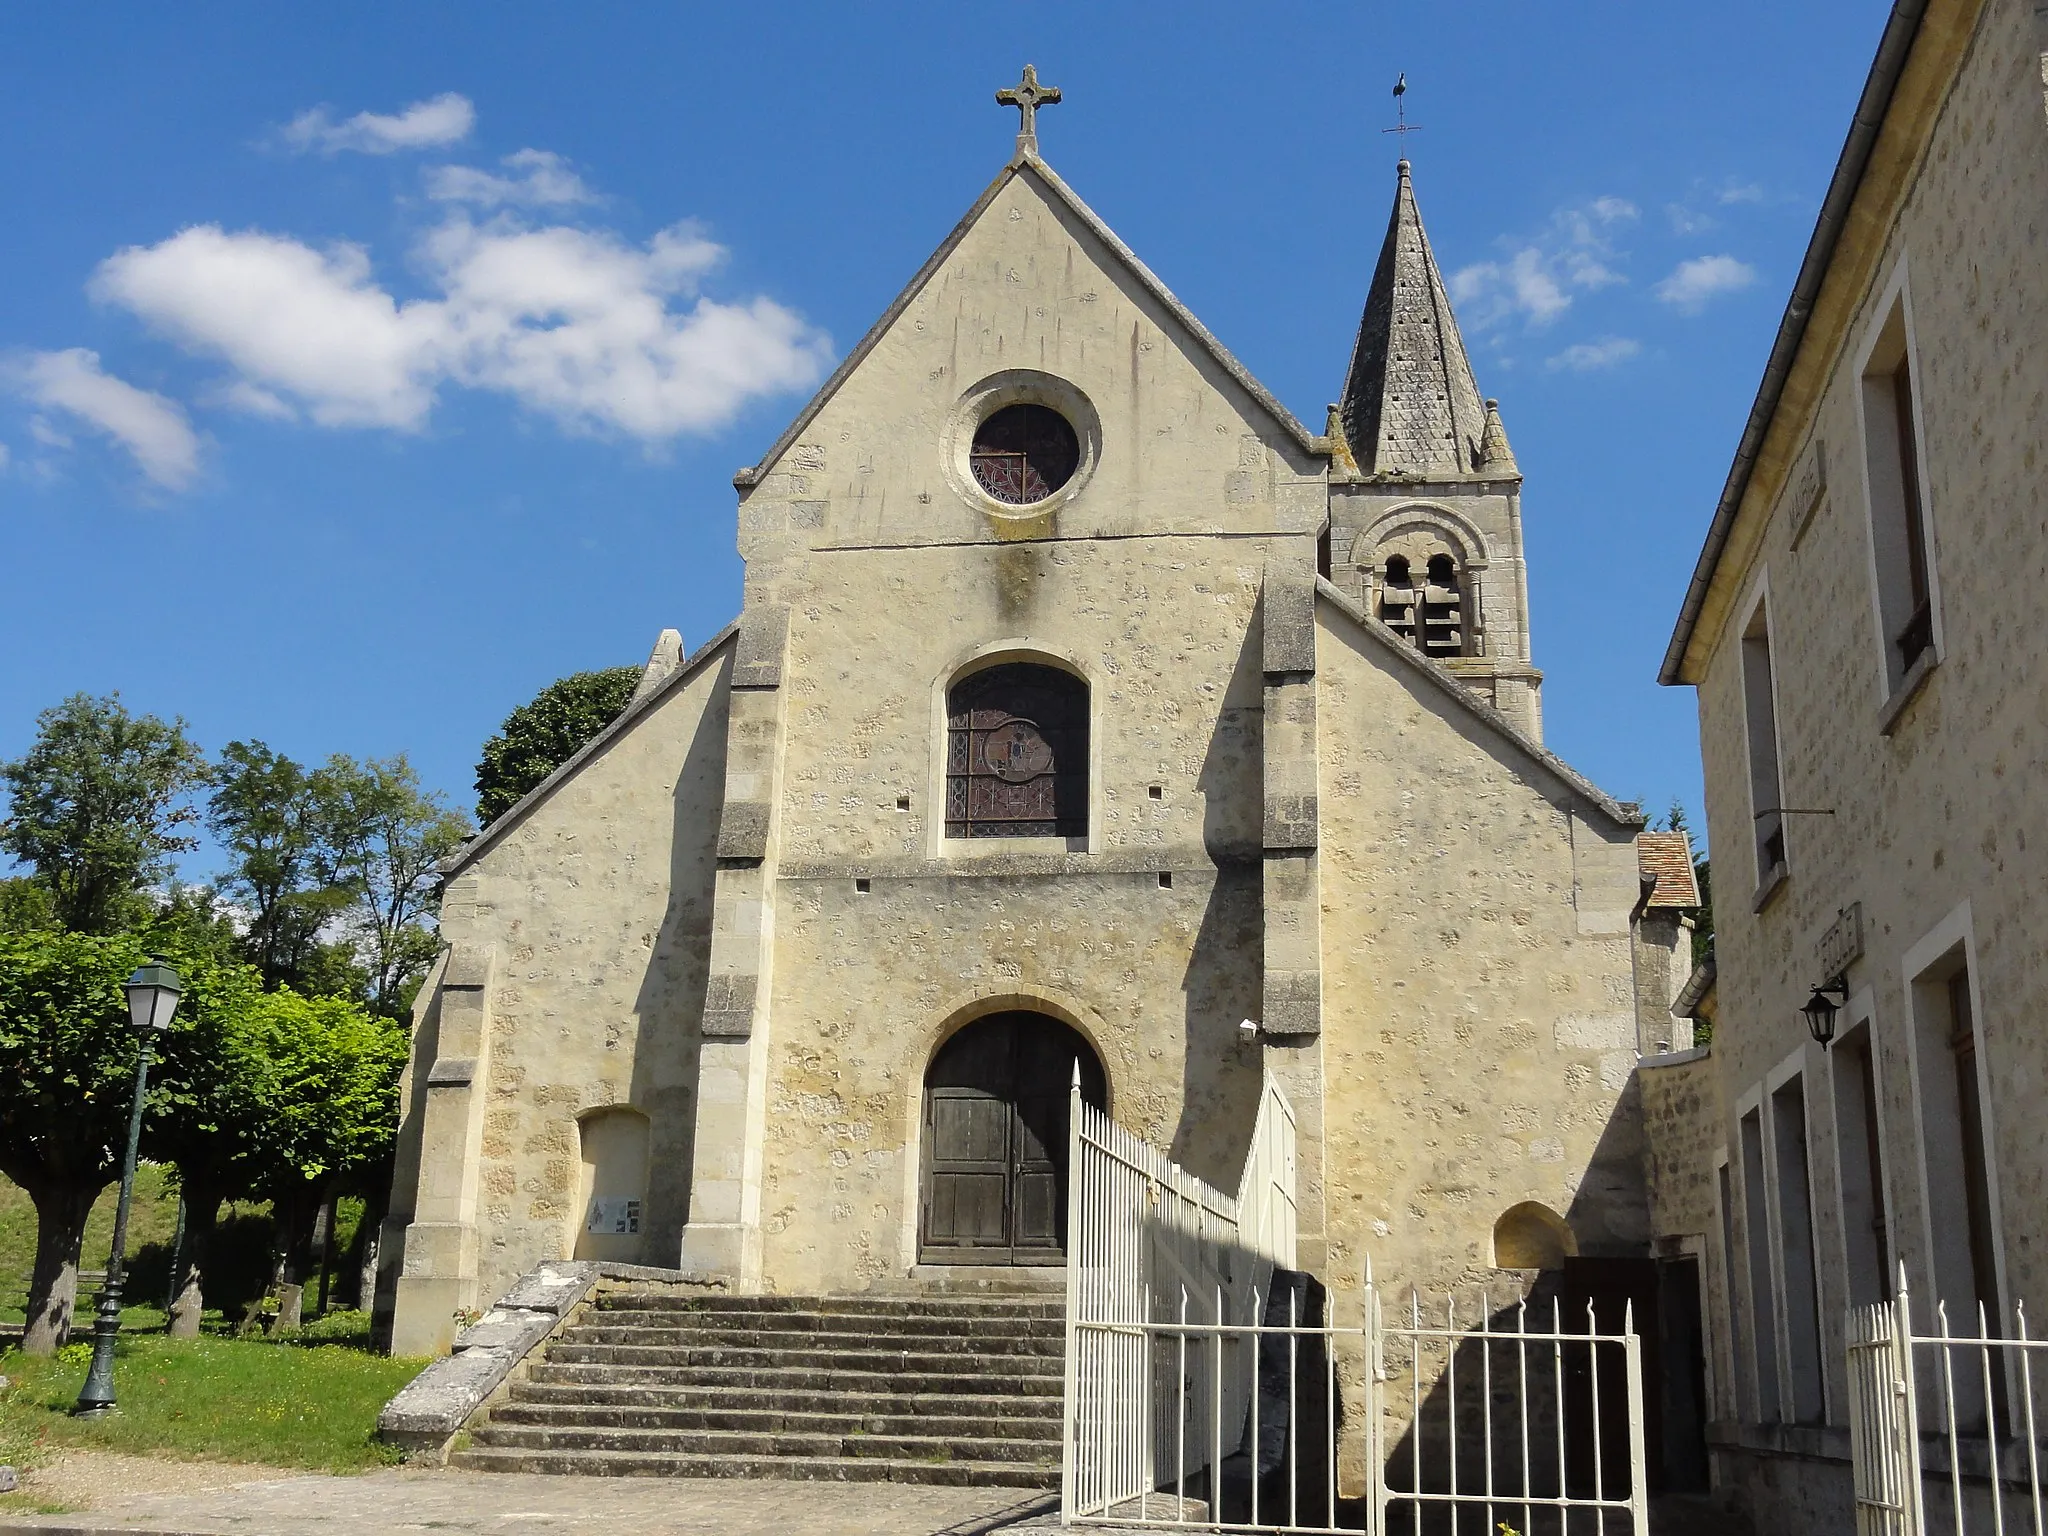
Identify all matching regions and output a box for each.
[1327,161,1542,739]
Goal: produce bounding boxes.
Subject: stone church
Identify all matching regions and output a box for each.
[379,81,1691,1359]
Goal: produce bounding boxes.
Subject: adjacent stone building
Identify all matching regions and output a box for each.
[1652,0,2048,1527]
[377,90,1689,1412]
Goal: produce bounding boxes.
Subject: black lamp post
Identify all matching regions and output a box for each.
[1801,977,1848,1050]
[73,960,181,1418]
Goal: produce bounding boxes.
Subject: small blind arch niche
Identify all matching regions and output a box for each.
[1491,1201,1578,1271]
[945,661,1088,839]
[573,1105,651,1263]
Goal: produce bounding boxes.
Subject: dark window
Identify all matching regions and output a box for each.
[1379,555,1416,640]
[945,663,1088,838]
[971,404,1080,505]
[1890,357,1933,670]
[1948,971,1998,1317]
[1422,553,1464,658]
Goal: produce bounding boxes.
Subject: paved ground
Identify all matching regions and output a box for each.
[0,1451,1749,1534]
[0,1455,1067,1536]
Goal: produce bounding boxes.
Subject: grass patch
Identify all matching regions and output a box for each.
[0,1166,182,1322]
[0,1318,429,1475]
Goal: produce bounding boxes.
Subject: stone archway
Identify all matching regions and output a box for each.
[918,1011,1106,1265]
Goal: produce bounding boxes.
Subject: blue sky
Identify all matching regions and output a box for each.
[0,3,1888,867]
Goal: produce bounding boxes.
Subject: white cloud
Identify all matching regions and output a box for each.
[10,349,201,488]
[94,227,444,428]
[1449,197,1636,331]
[93,209,831,441]
[285,92,475,155]
[211,380,296,419]
[1546,336,1642,373]
[427,149,594,208]
[1718,182,1766,205]
[0,441,10,471]
[1655,254,1758,312]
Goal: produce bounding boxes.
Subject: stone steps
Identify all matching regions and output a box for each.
[575,1312,1065,1344]
[509,1380,1063,1421]
[449,1444,1059,1488]
[454,1289,1067,1488]
[562,1324,1062,1356]
[492,1400,1061,1442]
[470,1422,1056,1464]
[545,1343,1060,1375]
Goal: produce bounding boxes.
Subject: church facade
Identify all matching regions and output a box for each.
[379,99,1688,1359]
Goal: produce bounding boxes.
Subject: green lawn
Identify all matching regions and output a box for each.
[1,1167,365,1325]
[0,1317,429,1479]
[0,1166,182,1320]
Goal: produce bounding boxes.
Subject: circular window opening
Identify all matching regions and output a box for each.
[970,404,1080,506]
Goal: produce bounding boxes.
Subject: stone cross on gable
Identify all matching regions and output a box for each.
[997,64,1061,154]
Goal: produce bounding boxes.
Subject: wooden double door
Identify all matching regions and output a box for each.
[919,1012,1106,1265]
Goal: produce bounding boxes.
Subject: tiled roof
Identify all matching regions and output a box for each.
[1637,831,1701,909]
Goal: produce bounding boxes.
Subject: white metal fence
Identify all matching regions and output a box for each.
[1063,1073,1297,1525]
[1848,1269,2048,1535]
[1062,1082,1649,1534]
[1375,1280,1649,1536]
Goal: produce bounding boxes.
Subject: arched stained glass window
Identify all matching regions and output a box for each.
[945,663,1088,838]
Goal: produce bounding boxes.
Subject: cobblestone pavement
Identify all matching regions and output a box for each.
[0,1465,1069,1536]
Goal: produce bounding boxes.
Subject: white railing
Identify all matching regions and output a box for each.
[1062,1079,1649,1535]
[1848,1268,2048,1535]
[1064,1073,1297,1525]
[1374,1278,1649,1536]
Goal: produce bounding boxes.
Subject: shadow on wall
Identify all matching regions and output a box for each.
[1378,1255,1661,1536]
[1167,616,1266,1187]
[617,669,729,1267]
[1171,863,1264,1190]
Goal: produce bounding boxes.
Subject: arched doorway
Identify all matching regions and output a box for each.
[919,1011,1106,1265]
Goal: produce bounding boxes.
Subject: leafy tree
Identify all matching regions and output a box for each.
[474,667,640,827]
[241,989,407,1329]
[142,953,275,1335]
[0,928,168,1352]
[314,755,470,1018]
[0,876,59,933]
[208,741,352,991]
[0,693,207,934]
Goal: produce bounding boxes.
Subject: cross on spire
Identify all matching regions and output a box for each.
[997,64,1062,154]
[1382,73,1423,160]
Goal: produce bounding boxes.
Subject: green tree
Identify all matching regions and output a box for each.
[474,667,640,827]
[0,693,207,934]
[207,740,358,993]
[314,755,470,1018]
[141,952,276,1335]
[0,876,59,933]
[241,989,407,1329]
[0,928,167,1352]
[208,742,338,988]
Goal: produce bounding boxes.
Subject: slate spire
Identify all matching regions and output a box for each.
[1338,161,1490,477]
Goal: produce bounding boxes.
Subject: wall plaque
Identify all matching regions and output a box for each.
[1818,902,1863,980]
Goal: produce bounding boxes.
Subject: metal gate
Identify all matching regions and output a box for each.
[1847,1268,2048,1535]
[1062,1082,1650,1534]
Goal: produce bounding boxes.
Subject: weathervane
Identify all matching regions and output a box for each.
[997,64,1062,155]
[1382,74,1423,160]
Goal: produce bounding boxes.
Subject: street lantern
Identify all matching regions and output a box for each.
[123,961,183,1034]
[74,960,182,1418]
[1801,978,1848,1050]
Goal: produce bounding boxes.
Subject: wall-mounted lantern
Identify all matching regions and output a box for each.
[1801,977,1849,1049]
